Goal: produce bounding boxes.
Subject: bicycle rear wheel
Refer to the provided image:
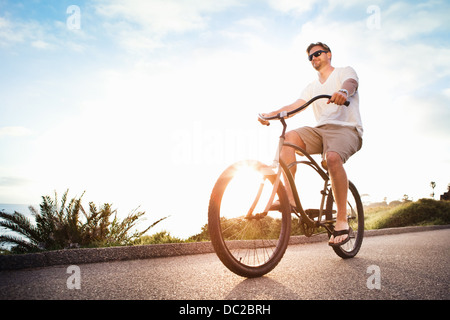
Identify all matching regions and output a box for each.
[208,160,291,278]
[327,181,364,258]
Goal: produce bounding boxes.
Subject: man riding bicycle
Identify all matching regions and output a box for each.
[259,42,363,247]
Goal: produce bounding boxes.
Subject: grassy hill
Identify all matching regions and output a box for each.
[364,198,450,230]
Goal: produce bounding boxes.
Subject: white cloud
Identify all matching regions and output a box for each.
[382,1,450,41]
[92,0,242,54]
[31,39,52,49]
[0,126,32,137]
[0,176,30,187]
[443,88,450,98]
[235,17,267,32]
[0,16,25,46]
[0,15,55,48]
[0,13,91,51]
[95,0,240,34]
[267,0,317,15]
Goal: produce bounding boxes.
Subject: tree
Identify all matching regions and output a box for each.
[430,181,436,199]
[0,190,166,254]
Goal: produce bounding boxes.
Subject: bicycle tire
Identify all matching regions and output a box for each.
[329,181,364,258]
[208,160,291,278]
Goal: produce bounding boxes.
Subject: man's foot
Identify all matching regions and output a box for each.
[328,228,351,247]
[329,221,350,246]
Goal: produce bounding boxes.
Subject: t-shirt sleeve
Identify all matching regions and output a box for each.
[340,66,359,84]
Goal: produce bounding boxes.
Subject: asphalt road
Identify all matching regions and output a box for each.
[1,228,449,300]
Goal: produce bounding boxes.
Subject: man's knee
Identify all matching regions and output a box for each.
[285,131,305,148]
[325,152,343,170]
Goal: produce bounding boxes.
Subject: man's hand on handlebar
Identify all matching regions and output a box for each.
[258,113,273,126]
[258,99,306,126]
[327,91,348,106]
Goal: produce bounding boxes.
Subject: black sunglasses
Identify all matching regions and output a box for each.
[308,50,328,61]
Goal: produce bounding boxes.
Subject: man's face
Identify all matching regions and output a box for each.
[308,45,331,71]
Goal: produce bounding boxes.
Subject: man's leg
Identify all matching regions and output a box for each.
[326,151,350,245]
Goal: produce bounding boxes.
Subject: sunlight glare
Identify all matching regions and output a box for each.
[221,163,278,220]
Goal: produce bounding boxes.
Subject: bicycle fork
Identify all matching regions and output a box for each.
[245,136,284,219]
[246,118,287,219]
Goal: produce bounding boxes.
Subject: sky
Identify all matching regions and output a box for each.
[1,0,449,239]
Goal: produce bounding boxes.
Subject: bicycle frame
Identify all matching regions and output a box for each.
[253,94,351,235]
[280,146,334,232]
[249,119,338,237]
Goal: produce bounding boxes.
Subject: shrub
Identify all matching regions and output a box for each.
[0,190,166,254]
[366,198,450,229]
[377,198,450,228]
[133,231,184,245]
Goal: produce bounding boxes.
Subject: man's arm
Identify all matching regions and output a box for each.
[258,98,307,126]
[341,78,358,96]
[328,78,358,105]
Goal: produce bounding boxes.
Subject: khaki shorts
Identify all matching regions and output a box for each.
[293,124,362,163]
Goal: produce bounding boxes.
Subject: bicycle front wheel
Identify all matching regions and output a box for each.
[208,160,291,278]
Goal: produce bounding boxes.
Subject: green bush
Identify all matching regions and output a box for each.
[366,198,450,229]
[0,190,166,254]
[133,231,184,245]
[377,198,450,228]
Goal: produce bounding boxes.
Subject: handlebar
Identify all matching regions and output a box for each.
[258,94,350,122]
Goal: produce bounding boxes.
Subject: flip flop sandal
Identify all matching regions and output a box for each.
[329,228,352,247]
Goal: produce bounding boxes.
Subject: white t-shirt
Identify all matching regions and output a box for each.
[300,66,363,137]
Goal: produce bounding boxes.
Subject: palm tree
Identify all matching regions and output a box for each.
[430,181,436,199]
[0,210,42,253]
[0,190,167,254]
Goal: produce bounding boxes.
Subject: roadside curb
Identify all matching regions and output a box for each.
[1,224,449,271]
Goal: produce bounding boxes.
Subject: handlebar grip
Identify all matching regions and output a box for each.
[258,113,271,125]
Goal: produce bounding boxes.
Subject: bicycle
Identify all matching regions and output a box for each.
[208,95,364,278]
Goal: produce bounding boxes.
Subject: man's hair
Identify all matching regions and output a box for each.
[306,42,331,54]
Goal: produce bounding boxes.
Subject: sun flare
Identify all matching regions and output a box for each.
[220,163,279,220]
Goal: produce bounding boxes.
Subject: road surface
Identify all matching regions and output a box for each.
[1,228,449,300]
